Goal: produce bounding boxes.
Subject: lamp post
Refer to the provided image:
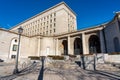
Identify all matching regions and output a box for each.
[13,27,23,74]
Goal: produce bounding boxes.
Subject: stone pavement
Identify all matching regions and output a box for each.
[0,60,120,80]
[38,61,119,80]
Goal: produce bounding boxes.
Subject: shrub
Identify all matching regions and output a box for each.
[68,54,76,58]
[28,56,40,60]
[109,52,120,55]
[83,54,94,56]
[47,55,64,60]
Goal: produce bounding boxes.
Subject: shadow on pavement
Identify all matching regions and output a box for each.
[38,57,45,80]
[86,69,120,80]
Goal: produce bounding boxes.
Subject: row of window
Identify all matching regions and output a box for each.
[24,23,56,36]
[24,13,56,27]
[22,13,56,36]
[68,14,75,32]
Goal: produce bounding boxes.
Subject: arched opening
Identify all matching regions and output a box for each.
[89,35,101,53]
[74,38,83,55]
[62,40,68,55]
[9,38,18,59]
[113,37,120,52]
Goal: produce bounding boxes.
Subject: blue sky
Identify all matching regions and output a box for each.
[0,0,120,30]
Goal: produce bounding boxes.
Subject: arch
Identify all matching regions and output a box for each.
[89,35,101,53]
[113,37,120,52]
[9,37,18,59]
[74,38,83,55]
[62,40,68,55]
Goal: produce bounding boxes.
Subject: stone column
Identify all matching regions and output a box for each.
[82,33,87,54]
[99,30,105,53]
[37,37,41,56]
[56,38,58,55]
[67,36,71,55]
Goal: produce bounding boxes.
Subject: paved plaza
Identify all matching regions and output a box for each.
[0,58,120,80]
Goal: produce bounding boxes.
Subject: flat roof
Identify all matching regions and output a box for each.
[9,1,76,30]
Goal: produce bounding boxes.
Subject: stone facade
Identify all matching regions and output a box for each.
[0,2,120,60]
[10,2,77,36]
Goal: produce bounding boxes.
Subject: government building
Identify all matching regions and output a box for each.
[0,2,120,60]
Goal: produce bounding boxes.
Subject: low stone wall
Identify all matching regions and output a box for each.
[104,54,120,63]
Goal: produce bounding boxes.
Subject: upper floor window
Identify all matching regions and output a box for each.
[50,19,52,23]
[50,14,52,18]
[54,18,56,22]
[54,29,55,33]
[50,30,52,33]
[54,23,56,27]
[54,13,56,16]
[47,16,49,19]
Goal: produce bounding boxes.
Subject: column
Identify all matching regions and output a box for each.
[37,37,41,56]
[56,38,58,55]
[67,36,71,55]
[82,33,87,54]
[99,30,105,53]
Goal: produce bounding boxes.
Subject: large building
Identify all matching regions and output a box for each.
[0,2,120,60]
[10,2,77,36]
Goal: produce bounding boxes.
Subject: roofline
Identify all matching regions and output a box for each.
[103,12,119,27]
[0,28,30,37]
[9,1,76,30]
[54,25,103,37]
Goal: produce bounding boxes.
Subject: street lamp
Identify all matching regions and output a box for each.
[13,26,23,74]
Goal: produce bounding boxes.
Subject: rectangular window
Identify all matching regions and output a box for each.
[11,55,16,59]
[54,23,56,27]
[50,30,52,34]
[47,16,49,19]
[50,19,52,23]
[54,29,55,33]
[46,31,48,35]
[47,21,48,24]
[12,45,18,51]
[50,14,52,18]
[54,18,56,22]
[54,13,56,16]
[50,24,52,28]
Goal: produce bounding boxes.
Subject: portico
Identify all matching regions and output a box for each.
[54,26,103,56]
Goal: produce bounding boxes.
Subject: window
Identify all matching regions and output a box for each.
[54,23,56,27]
[12,45,18,51]
[47,16,49,19]
[44,17,46,20]
[54,13,56,16]
[54,29,55,33]
[50,30,52,34]
[47,21,48,24]
[113,37,120,52]
[38,24,39,27]
[50,14,52,18]
[46,31,48,35]
[54,18,56,22]
[50,19,52,23]
[50,24,52,28]
[15,39,17,42]
[11,55,16,59]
